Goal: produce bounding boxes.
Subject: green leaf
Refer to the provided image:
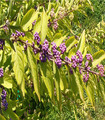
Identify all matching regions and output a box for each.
[27,47,40,100]
[5,108,20,120]
[0,114,6,120]
[13,44,24,85]
[41,9,48,42]
[1,73,13,89]
[59,69,68,91]
[77,30,85,53]
[74,70,84,101]
[21,9,38,31]
[40,62,54,100]
[54,66,62,111]
[33,18,41,35]
[92,50,105,67]
[66,36,78,52]
[53,35,66,47]
[68,47,76,59]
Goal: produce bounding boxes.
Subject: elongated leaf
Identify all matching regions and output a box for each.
[53,35,66,47]
[27,48,40,100]
[33,18,41,35]
[40,62,54,100]
[21,9,38,31]
[92,50,105,67]
[13,45,24,85]
[66,36,78,52]
[2,73,13,89]
[0,114,6,120]
[77,30,85,53]
[74,70,84,101]
[5,108,20,120]
[68,47,76,59]
[59,69,68,91]
[41,9,48,42]
[54,66,62,110]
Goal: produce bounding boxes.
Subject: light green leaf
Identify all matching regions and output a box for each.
[21,9,38,31]
[27,48,40,100]
[1,73,13,89]
[59,69,68,91]
[77,30,85,53]
[40,62,54,100]
[92,50,105,67]
[41,9,48,42]
[13,44,24,85]
[33,18,41,35]
[66,36,78,52]
[53,35,66,47]
[54,66,62,111]
[68,47,76,59]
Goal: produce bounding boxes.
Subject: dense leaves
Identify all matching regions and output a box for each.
[0,0,105,119]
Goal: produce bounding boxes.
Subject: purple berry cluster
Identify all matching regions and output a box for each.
[1,89,8,110]
[59,43,66,54]
[51,42,62,68]
[71,50,83,68]
[97,64,105,76]
[53,19,58,31]
[83,72,89,82]
[86,54,93,61]
[40,39,52,62]
[11,30,25,39]
[0,39,5,50]
[34,32,41,45]
[0,68,3,78]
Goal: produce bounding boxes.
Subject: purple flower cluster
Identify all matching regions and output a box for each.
[1,89,8,110]
[86,54,93,61]
[34,32,41,45]
[51,42,62,68]
[59,43,66,54]
[12,30,25,38]
[0,39,5,50]
[97,64,105,76]
[0,68,3,78]
[83,72,89,82]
